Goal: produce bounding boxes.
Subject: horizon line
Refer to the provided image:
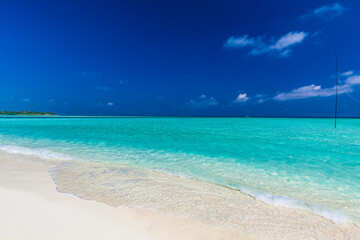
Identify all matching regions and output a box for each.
[1,115,360,119]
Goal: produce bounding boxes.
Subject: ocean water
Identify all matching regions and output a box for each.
[0,116,359,224]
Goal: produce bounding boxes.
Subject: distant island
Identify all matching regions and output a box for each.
[0,111,57,115]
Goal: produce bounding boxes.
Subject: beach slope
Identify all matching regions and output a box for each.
[0,155,248,240]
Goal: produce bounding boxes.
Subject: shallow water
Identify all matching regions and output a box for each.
[0,117,359,223]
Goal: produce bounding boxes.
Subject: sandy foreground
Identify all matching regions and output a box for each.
[1,152,360,240]
[0,155,250,240]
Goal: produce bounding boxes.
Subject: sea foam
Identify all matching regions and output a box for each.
[0,143,357,225]
[149,166,353,224]
[0,144,74,161]
[237,186,350,224]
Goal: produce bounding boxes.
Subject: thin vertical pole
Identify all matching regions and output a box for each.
[334,52,339,128]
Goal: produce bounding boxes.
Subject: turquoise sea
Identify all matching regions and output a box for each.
[0,117,359,223]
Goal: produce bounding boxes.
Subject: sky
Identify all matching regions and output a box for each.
[1,0,360,117]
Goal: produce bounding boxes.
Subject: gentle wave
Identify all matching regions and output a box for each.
[237,186,350,224]
[150,167,353,224]
[139,163,355,224]
[0,143,355,225]
[0,144,74,161]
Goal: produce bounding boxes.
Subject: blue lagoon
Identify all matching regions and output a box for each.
[0,117,359,239]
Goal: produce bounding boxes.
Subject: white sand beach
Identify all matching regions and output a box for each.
[0,154,249,240]
[0,152,359,240]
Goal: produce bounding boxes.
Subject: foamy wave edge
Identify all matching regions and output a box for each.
[0,144,74,161]
[149,168,358,225]
[236,186,356,224]
[0,144,357,225]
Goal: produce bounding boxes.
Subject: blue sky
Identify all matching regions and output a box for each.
[1,0,360,116]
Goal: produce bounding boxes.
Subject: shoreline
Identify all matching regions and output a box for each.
[1,151,360,239]
[0,153,248,240]
[1,143,358,225]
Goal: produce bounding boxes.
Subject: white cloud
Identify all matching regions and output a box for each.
[273,84,349,100]
[346,75,360,85]
[301,3,345,20]
[341,70,354,76]
[107,102,114,106]
[254,94,269,103]
[223,35,261,48]
[273,72,360,101]
[234,93,249,103]
[187,95,218,108]
[270,32,308,50]
[240,70,359,103]
[224,31,309,57]
[255,94,266,98]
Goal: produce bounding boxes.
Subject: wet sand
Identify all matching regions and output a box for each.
[1,151,359,239]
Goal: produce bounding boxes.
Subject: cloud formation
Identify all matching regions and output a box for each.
[301,3,345,20]
[273,84,349,100]
[187,95,218,108]
[345,75,360,85]
[273,71,360,101]
[224,31,309,57]
[254,94,269,103]
[234,93,249,103]
[341,70,354,76]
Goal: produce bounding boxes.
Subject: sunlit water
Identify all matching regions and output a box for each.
[0,117,359,224]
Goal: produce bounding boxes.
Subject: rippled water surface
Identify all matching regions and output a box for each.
[0,117,359,223]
